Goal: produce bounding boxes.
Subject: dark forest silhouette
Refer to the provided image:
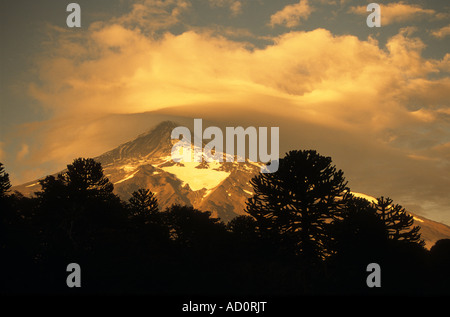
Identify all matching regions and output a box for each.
[0,152,449,295]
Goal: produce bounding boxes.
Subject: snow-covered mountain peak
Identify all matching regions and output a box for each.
[98,121,179,165]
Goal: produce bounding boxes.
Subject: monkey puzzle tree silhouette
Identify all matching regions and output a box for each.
[59,157,114,199]
[163,204,227,249]
[0,162,13,234]
[332,196,389,252]
[0,162,13,249]
[374,196,424,247]
[35,158,123,259]
[227,215,258,240]
[327,196,390,293]
[245,150,351,264]
[128,189,159,219]
[126,188,168,254]
[0,163,11,197]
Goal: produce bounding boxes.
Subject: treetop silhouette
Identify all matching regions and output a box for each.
[374,196,424,247]
[0,162,11,197]
[1,154,446,296]
[245,150,352,262]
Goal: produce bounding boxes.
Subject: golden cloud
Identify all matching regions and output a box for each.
[431,24,450,39]
[24,19,450,170]
[16,144,30,161]
[0,142,5,162]
[349,2,439,25]
[113,0,191,32]
[269,0,314,28]
[208,0,242,16]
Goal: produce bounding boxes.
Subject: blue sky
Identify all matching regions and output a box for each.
[1,0,450,224]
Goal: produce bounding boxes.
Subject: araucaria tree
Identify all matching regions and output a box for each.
[59,157,114,199]
[245,150,351,263]
[375,196,424,246]
[0,163,11,197]
[36,158,122,255]
[128,189,159,222]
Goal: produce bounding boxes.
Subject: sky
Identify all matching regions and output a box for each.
[1,0,450,224]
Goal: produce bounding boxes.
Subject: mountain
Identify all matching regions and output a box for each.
[13,121,450,248]
[15,121,261,222]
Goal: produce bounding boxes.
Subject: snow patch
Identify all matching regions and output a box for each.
[114,169,140,185]
[202,188,214,200]
[121,165,138,173]
[351,192,377,203]
[161,161,230,191]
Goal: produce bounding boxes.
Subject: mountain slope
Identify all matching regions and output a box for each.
[100,121,261,222]
[13,121,450,247]
[15,121,260,222]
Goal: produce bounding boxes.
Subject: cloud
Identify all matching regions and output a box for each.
[431,24,450,38]
[269,0,314,28]
[208,0,242,16]
[0,142,5,162]
[16,144,29,161]
[188,24,256,40]
[114,0,191,32]
[349,2,439,25]
[28,22,449,159]
[316,0,351,6]
[13,1,450,223]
